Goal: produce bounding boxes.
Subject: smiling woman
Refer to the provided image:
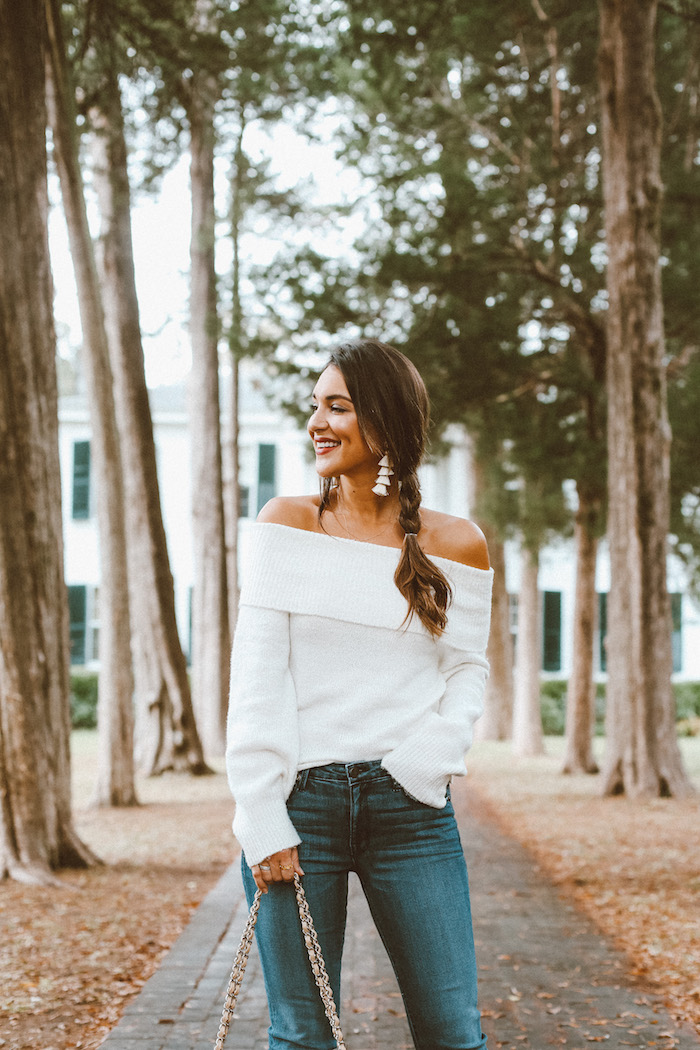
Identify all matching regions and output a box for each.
[309,366,381,487]
[226,339,494,1050]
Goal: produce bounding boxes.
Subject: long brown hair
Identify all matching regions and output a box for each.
[318,339,452,637]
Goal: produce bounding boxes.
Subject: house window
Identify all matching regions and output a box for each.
[239,485,250,519]
[542,590,562,672]
[68,585,87,664]
[256,444,276,514]
[88,587,99,664]
[67,585,99,665]
[599,591,608,673]
[72,440,91,520]
[508,593,518,639]
[598,592,681,674]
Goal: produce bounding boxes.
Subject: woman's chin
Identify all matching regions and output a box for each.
[315,462,337,480]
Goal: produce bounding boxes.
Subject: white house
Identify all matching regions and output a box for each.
[58,360,700,681]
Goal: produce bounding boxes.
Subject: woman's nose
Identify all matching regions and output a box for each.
[308,409,326,433]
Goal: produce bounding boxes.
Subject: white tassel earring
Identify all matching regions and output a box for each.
[372,454,394,496]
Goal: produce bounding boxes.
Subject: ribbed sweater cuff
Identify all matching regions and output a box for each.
[382,729,469,809]
[232,795,302,868]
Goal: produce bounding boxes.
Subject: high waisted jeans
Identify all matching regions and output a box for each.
[241,761,488,1050]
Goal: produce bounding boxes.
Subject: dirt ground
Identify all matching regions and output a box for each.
[1,733,698,1050]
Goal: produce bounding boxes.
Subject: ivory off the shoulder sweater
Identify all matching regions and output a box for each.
[225,522,494,866]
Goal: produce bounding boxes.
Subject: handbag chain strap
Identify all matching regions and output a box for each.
[214,873,346,1050]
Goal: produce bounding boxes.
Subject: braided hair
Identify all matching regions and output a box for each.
[317,339,452,637]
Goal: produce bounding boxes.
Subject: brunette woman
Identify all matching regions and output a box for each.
[226,339,492,1050]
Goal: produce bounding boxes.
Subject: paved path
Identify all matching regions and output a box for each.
[99,782,699,1050]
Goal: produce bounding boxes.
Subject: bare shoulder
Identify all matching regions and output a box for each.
[256,494,321,531]
[420,509,490,570]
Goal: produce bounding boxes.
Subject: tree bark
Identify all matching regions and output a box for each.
[561,489,600,774]
[224,354,241,630]
[188,67,230,757]
[89,71,208,776]
[224,126,247,632]
[475,531,513,741]
[512,546,545,756]
[45,0,136,807]
[0,0,97,881]
[598,0,693,797]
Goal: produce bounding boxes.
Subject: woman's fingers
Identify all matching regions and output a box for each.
[290,846,304,878]
[251,847,304,892]
[252,860,273,893]
[275,846,302,882]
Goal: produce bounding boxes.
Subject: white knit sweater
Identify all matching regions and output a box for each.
[226,522,493,866]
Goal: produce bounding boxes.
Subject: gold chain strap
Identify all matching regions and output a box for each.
[214,874,346,1050]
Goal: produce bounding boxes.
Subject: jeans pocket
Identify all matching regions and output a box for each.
[386,774,430,806]
[388,774,452,808]
[288,769,310,799]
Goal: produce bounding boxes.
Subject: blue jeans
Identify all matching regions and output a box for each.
[242,761,487,1050]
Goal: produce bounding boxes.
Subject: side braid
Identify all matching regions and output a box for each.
[394,471,452,637]
[318,477,334,522]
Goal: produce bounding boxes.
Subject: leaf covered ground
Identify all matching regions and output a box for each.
[467,737,700,1036]
[0,733,698,1049]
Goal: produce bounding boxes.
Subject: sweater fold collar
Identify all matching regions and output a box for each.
[239,522,493,653]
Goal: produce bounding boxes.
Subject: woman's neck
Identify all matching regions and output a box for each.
[325,480,403,544]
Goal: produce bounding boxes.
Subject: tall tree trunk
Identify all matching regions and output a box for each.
[475,529,513,741]
[512,546,545,756]
[225,126,247,632]
[598,0,692,797]
[188,67,230,757]
[224,354,241,630]
[89,72,208,777]
[562,489,600,774]
[0,0,97,881]
[45,0,136,807]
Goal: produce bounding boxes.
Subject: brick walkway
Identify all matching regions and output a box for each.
[99,782,700,1050]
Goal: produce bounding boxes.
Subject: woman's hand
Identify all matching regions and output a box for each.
[251,846,304,893]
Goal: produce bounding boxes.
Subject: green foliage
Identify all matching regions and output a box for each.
[540,680,606,737]
[256,0,614,551]
[70,673,98,729]
[256,0,699,568]
[540,680,700,736]
[674,682,700,724]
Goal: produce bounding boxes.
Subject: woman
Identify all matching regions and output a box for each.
[226,339,493,1050]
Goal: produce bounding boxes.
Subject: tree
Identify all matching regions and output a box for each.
[121,0,317,746]
[598,0,693,797]
[45,0,137,805]
[87,32,208,776]
[0,0,96,880]
[265,2,695,775]
[561,480,602,774]
[223,124,247,630]
[186,1,230,756]
[470,449,513,741]
[512,546,545,756]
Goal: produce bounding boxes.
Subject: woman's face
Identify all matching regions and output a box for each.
[308,365,378,480]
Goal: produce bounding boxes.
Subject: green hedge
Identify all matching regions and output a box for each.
[539,680,700,736]
[70,672,98,729]
[539,680,607,736]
